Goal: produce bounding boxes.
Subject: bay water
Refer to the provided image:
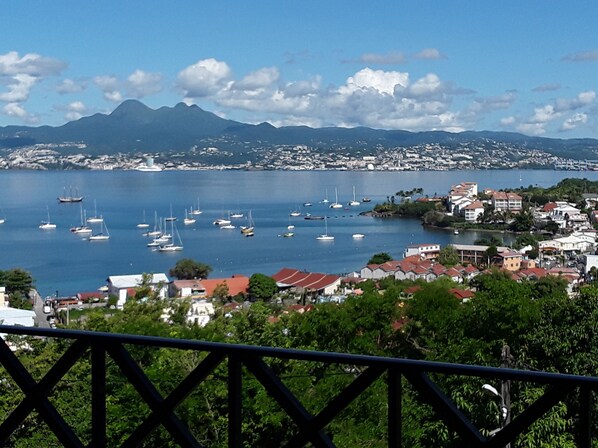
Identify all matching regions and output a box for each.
[0,169,595,297]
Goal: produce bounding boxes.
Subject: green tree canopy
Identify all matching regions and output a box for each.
[438,245,459,267]
[0,268,34,297]
[168,258,212,280]
[368,252,393,265]
[248,273,277,301]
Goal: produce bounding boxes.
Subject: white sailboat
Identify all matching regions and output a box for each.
[39,206,56,230]
[71,205,92,234]
[352,233,365,239]
[89,220,110,241]
[321,189,329,204]
[191,198,203,215]
[316,217,334,240]
[348,186,360,206]
[146,212,162,237]
[137,210,150,229]
[86,200,103,223]
[329,188,343,209]
[158,221,183,251]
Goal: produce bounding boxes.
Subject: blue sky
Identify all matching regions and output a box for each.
[2,1,598,138]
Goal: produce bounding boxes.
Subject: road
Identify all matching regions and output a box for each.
[31,289,51,328]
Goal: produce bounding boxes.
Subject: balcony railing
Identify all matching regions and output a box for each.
[0,324,595,447]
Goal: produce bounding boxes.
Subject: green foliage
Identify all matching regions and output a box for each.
[248,273,277,301]
[438,245,459,267]
[368,252,392,264]
[169,258,212,279]
[0,268,34,298]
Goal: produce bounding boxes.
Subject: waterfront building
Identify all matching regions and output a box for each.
[403,243,441,259]
[106,273,169,309]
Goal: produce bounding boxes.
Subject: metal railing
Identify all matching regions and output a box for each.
[0,324,595,447]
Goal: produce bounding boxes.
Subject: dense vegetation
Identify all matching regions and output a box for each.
[2,271,598,446]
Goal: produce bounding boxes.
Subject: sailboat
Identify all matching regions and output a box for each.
[86,200,103,223]
[316,217,334,240]
[191,198,203,215]
[145,211,162,237]
[240,211,255,235]
[158,221,183,251]
[289,207,301,217]
[39,206,57,230]
[89,220,110,241]
[71,205,92,234]
[183,209,196,225]
[321,189,329,204]
[348,186,360,206]
[137,210,150,229]
[165,204,177,222]
[57,186,83,203]
[329,188,343,209]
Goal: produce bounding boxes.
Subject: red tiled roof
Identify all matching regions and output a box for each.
[403,286,421,295]
[543,202,558,212]
[200,276,250,297]
[272,268,341,291]
[449,288,476,300]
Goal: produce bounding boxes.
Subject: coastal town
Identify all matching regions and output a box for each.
[2,140,598,171]
[4,178,598,333]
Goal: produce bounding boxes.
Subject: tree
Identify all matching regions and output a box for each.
[368,252,393,265]
[0,268,34,297]
[212,282,230,303]
[438,246,459,267]
[169,259,212,280]
[248,273,277,301]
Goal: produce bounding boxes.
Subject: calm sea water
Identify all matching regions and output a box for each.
[0,169,595,297]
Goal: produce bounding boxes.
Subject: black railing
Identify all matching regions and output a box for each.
[0,325,595,447]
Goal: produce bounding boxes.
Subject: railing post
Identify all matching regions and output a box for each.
[91,341,106,448]
[579,386,592,448]
[388,367,401,448]
[228,354,242,448]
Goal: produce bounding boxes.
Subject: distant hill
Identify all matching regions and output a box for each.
[1,99,598,159]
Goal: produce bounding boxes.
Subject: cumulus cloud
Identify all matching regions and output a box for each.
[177,58,232,98]
[0,51,66,77]
[3,102,37,124]
[56,78,87,94]
[93,75,122,102]
[413,48,446,60]
[0,51,66,115]
[0,74,37,102]
[234,67,279,90]
[560,112,588,132]
[65,101,87,121]
[126,70,163,97]
[340,68,409,95]
[502,90,596,136]
[562,50,598,62]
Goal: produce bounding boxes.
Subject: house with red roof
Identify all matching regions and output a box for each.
[272,268,342,297]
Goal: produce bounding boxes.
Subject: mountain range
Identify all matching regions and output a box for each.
[1,99,598,160]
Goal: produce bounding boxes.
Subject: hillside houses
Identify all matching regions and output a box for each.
[360,255,480,283]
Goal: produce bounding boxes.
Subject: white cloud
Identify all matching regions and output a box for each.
[65,101,87,121]
[126,70,163,97]
[0,74,37,102]
[560,113,588,132]
[530,104,557,124]
[56,78,86,94]
[500,116,516,126]
[0,51,66,77]
[413,48,446,60]
[177,58,232,97]
[340,68,409,95]
[234,67,279,90]
[3,102,38,124]
[516,122,547,136]
[93,75,123,102]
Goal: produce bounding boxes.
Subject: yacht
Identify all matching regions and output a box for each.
[89,221,110,241]
[58,186,83,203]
[352,233,365,239]
[158,221,183,251]
[348,186,360,206]
[183,209,196,225]
[39,207,56,230]
[329,188,343,209]
[316,217,334,241]
[86,200,103,224]
[136,210,150,229]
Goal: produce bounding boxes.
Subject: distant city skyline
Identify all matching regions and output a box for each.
[3,1,598,138]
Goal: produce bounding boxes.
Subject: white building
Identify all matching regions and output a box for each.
[404,244,441,259]
[107,273,170,309]
[463,201,485,222]
[0,287,36,328]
